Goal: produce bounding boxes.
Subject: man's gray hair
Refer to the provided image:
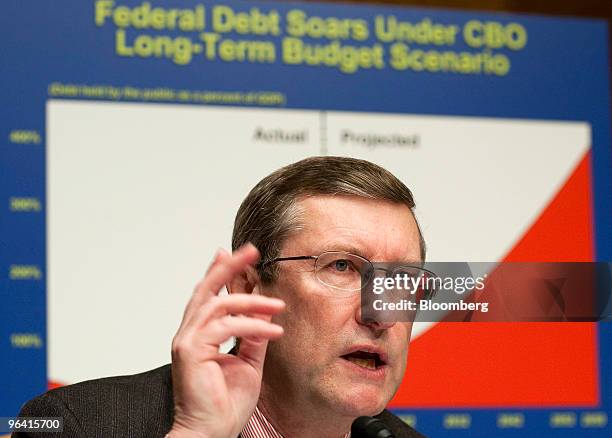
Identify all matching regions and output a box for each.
[232,156,426,283]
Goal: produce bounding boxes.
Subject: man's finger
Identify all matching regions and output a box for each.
[179,249,225,325]
[236,326,275,372]
[205,249,225,275]
[201,244,259,295]
[191,294,285,329]
[201,315,284,346]
[183,244,259,324]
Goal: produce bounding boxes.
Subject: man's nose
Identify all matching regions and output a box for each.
[356,303,397,330]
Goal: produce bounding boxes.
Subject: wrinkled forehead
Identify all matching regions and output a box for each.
[282,195,422,263]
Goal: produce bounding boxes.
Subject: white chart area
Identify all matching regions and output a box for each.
[47,100,590,384]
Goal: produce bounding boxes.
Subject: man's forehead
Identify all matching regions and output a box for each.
[296,194,414,221]
[285,196,421,262]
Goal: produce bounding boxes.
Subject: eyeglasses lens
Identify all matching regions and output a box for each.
[315,252,371,291]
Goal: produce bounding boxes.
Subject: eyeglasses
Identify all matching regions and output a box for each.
[260,250,437,299]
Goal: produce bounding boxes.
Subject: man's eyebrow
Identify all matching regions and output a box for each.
[319,244,421,264]
[320,244,370,259]
[399,259,423,266]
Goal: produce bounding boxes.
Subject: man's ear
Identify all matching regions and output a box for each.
[227,265,261,295]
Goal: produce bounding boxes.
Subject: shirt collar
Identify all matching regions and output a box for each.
[241,405,351,438]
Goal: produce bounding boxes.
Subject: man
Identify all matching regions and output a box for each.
[16,157,426,437]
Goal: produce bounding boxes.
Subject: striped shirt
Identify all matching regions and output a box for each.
[241,405,351,438]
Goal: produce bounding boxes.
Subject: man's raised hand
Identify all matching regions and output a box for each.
[169,244,285,438]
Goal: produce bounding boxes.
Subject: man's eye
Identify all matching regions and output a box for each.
[333,259,352,272]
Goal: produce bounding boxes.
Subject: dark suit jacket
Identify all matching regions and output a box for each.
[15,364,425,437]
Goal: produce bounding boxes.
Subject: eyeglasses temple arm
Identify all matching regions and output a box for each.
[259,255,317,268]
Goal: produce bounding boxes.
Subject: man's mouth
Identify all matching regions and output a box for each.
[341,351,386,370]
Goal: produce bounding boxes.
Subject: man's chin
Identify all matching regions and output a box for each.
[330,386,389,417]
[318,362,396,416]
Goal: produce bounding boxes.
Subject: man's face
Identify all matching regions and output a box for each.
[259,195,422,417]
